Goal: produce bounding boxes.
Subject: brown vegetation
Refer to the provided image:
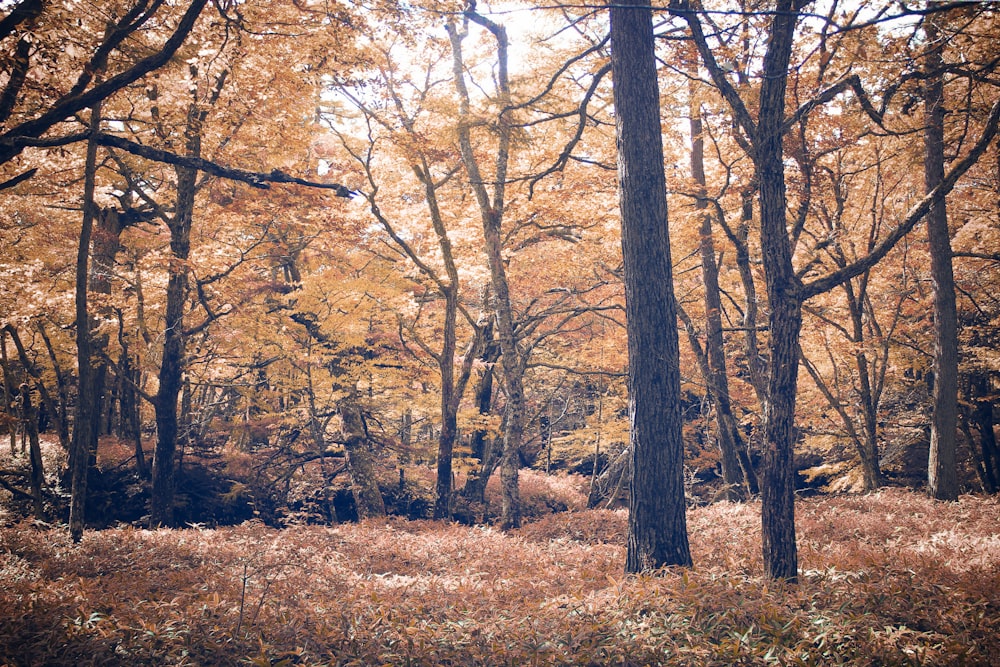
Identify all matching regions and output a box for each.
[2,488,998,666]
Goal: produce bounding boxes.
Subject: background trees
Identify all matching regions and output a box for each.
[1,0,999,582]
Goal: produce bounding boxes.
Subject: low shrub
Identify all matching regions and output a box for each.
[1,490,998,665]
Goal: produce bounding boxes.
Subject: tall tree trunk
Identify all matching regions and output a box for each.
[737,189,770,411]
[611,0,692,572]
[753,0,806,582]
[687,63,756,498]
[69,102,103,542]
[460,329,499,505]
[923,12,960,501]
[847,281,884,491]
[150,112,199,526]
[433,286,460,519]
[447,12,525,530]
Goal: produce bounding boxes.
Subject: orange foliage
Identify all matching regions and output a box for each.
[2,490,998,665]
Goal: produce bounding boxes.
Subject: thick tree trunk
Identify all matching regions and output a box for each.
[150,129,198,527]
[923,14,960,501]
[755,0,804,582]
[489,245,525,532]
[460,337,499,505]
[611,0,692,572]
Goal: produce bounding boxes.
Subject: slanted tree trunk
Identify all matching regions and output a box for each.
[611,0,692,572]
[4,325,67,457]
[923,11,960,501]
[37,321,70,450]
[686,61,756,498]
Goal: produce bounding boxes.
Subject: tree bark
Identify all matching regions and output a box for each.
[923,12,960,501]
[37,321,71,449]
[755,0,804,582]
[460,331,500,505]
[20,383,45,519]
[339,395,386,520]
[611,0,692,572]
[150,108,199,527]
[69,102,103,542]
[687,62,756,498]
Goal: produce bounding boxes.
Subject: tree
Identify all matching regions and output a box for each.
[682,47,757,498]
[923,9,959,501]
[611,0,692,572]
[0,0,210,173]
[328,37,488,519]
[672,0,1000,579]
[447,10,527,530]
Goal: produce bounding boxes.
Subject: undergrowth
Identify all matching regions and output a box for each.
[1,489,998,665]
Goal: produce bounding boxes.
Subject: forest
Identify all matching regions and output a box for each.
[1,0,999,664]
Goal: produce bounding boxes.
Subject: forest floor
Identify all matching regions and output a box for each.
[1,487,999,666]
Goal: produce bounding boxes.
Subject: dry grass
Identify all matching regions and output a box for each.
[1,488,998,665]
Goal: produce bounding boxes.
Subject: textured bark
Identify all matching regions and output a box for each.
[433,286,460,519]
[69,103,103,542]
[611,0,692,572]
[755,1,804,582]
[460,333,500,505]
[150,110,199,527]
[339,397,386,520]
[923,13,960,501]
